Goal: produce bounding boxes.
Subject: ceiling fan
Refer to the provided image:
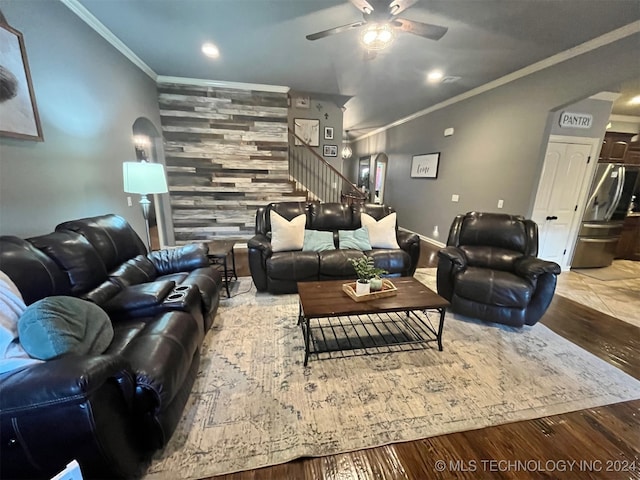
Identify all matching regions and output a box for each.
[306,0,448,49]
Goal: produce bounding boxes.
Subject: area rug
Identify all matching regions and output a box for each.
[145,276,640,480]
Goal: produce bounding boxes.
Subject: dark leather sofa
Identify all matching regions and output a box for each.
[437,211,561,327]
[248,202,420,294]
[0,214,222,479]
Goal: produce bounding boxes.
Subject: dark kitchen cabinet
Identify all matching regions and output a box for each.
[615,214,640,260]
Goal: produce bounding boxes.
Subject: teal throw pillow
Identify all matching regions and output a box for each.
[18,296,113,360]
[302,229,335,252]
[339,227,372,251]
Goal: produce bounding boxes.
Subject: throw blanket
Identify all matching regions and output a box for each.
[0,271,41,375]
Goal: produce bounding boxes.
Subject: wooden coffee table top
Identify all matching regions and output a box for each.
[297,277,450,318]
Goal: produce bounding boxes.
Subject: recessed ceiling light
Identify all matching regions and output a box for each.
[201,42,220,59]
[629,95,640,105]
[427,70,444,83]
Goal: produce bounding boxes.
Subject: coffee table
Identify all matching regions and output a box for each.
[297,277,450,366]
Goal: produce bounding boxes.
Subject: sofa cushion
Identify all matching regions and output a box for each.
[28,231,109,295]
[267,251,319,280]
[318,249,364,277]
[338,228,372,251]
[361,213,400,249]
[455,267,533,308]
[270,211,306,252]
[366,249,412,275]
[18,296,113,360]
[303,230,335,252]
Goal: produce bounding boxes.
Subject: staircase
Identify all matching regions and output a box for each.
[288,128,367,204]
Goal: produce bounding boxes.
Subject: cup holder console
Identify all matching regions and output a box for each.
[163,285,192,304]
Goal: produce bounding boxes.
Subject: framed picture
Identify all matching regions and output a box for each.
[411,153,440,178]
[324,126,334,140]
[0,20,43,141]
[294,95,310,109]
[294,118,320,146]
[323,144,338,157]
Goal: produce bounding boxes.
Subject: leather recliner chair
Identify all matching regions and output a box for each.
[437,212,561,327]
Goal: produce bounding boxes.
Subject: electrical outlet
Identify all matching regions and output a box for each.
[451,194,459,202]
[497,199,504,209]
[127,196,133,207]
[433,225,440,237]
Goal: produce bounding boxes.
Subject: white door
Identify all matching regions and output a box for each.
[531,142,593,266]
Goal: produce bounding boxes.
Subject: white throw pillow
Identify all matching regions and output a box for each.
[270,211,306,252]
[361,212,400,249]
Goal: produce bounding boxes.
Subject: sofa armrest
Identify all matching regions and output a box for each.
[0,354,133,413]
[514,256,561,280]
[438,246,468,267]
[0,355,146,479]
[436,247,468,301]
[101,280,176,318]
[396,230,420,275]
[247,234,272,256]
[147,243,209,276]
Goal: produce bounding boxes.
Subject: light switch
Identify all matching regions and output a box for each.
[127,196,133,207]
[451,194,459,202]
[444,127,454,137]
[497,199,504,209]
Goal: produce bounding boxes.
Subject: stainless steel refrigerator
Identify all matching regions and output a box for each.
[571,163,640,268]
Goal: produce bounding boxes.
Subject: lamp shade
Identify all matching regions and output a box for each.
[123,161,168,194]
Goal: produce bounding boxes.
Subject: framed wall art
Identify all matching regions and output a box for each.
[324,126,334,140]
[294,118,320,146]
[323,144,337,157]
[0,19,43,141]
[410,152,440,178]
[294,95,310,109]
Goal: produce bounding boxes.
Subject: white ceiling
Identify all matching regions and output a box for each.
[74,0,640,132]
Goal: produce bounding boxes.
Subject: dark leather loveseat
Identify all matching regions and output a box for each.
[248,202,420,294]
[0,214,222,479]
[437,211,561,327]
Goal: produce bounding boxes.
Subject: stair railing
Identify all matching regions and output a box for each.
[288,128,367,204]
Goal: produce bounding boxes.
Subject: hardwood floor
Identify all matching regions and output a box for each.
[207,242,640,480]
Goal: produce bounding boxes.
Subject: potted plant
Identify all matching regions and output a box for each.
[349,257,388,294]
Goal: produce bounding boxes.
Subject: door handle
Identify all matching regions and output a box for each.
[546,216,558,221]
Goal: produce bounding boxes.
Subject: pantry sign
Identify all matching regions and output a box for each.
[559,111,593,129]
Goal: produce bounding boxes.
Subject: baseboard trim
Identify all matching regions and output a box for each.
[399,227,445,248]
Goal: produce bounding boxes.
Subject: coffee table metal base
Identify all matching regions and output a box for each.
[297,305,446,366]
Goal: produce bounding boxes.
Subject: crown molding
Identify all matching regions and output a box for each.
[60,0,157,80]
[355,21,640,142]
[157,75,290,93]
[589,92,621,102]
[609,114,640,123]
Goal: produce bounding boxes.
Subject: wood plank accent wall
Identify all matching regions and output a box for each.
[158,82,306,244]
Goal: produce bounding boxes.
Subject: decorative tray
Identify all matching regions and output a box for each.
[342,279,398,302]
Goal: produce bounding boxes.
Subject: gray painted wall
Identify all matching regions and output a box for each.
[352,33,640,243]
[0,0,162,238]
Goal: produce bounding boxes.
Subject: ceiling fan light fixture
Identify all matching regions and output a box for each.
[360,24,395,50]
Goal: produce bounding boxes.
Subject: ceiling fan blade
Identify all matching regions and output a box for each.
[306,21,366,41]
[349,0,375,15]
[389,0,419,16]
[392,18,448,41]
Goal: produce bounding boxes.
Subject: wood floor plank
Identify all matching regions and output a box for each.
[206,242,640,480]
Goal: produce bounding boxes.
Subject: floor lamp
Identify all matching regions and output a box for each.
[123,161,168,251]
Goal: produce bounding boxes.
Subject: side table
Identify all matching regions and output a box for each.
[206,240,237,297]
